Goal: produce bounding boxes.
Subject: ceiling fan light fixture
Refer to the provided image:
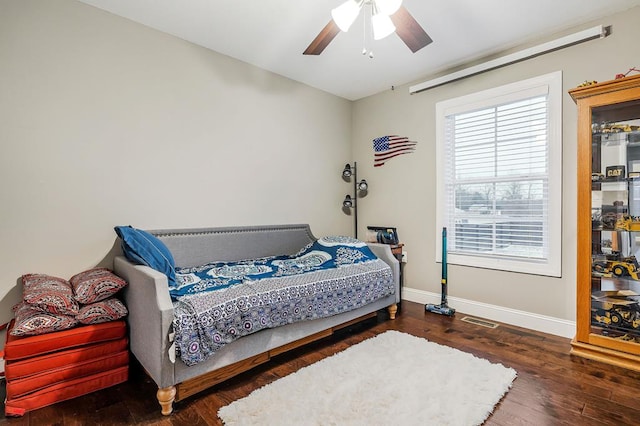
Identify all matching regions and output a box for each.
[331,0,362,32]
[304,0,432,56]
[371,12,395,40]
[375,0,402,16]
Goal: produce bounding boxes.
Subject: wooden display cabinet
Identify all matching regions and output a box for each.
[570,74,640,371]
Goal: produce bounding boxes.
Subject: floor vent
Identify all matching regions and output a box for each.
[461,316,499,329]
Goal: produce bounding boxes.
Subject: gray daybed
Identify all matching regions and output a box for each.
[113,224,400,415]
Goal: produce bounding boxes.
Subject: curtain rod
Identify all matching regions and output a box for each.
[409,25,609,94]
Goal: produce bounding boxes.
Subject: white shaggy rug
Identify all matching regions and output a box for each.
[218,330,517,426]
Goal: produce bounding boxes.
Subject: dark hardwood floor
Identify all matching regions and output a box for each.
[2,300,640,425]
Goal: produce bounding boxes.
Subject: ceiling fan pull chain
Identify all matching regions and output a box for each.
[366,3,374,58]
[362,6,368,55]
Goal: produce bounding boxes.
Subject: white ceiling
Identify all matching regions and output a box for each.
[77,0,640,101]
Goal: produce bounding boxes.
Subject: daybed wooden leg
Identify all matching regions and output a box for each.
[157,386,176,416]
[387,303,398,319]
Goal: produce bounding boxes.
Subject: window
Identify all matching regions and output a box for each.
[435,71,562,277]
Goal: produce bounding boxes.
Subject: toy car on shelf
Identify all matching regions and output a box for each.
[601,212,620,229]
[592,121,640,134]
[579,80,598,88]
[601,123,637,133]
[591,291,640,332]
[614,215,640,231]
[591,255,640,280]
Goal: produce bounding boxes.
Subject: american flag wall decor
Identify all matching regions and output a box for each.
[372,135,417,167]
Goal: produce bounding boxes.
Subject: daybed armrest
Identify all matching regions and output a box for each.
[367,243,401,304]
[114,256,175,389]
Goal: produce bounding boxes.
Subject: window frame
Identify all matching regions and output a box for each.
[435,71,563,277]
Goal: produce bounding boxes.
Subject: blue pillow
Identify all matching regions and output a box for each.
[114,226,176,287]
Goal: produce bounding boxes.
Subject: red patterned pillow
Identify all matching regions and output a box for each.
[76,298,128,325]
[70,268,128,304]
[10,303,78,336]
[22,274,79,315]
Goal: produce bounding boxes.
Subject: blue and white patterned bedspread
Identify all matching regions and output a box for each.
[171,236,395,366]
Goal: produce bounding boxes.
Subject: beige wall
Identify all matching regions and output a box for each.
[0,0,352,324]
[352,7,640,321]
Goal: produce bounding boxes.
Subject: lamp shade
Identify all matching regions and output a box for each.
[358,179,368,191]
[343,195,354,208]
[331,0,362,32]
[372,12,395,40]
[375,0,402,16]
[342,163,353,178]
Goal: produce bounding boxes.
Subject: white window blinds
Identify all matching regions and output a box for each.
[436,72,562,277]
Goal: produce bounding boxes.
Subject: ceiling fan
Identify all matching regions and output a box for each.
[304,0,432,55]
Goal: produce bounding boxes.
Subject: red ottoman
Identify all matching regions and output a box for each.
[4,367,129,417]
[3,320,129,417]
[4,337,128,379]
[3,319,126,360]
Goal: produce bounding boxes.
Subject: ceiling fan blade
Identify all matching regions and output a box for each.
[390,5,433,53]
[303,20,340,55]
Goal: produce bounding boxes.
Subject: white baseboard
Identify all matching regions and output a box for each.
[402,287,576,339]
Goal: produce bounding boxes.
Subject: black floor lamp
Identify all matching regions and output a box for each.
[342,162,368,239]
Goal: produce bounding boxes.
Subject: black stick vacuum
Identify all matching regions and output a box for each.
[425,227,455,316]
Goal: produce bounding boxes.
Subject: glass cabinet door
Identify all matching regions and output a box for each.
[591,99,640,342]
